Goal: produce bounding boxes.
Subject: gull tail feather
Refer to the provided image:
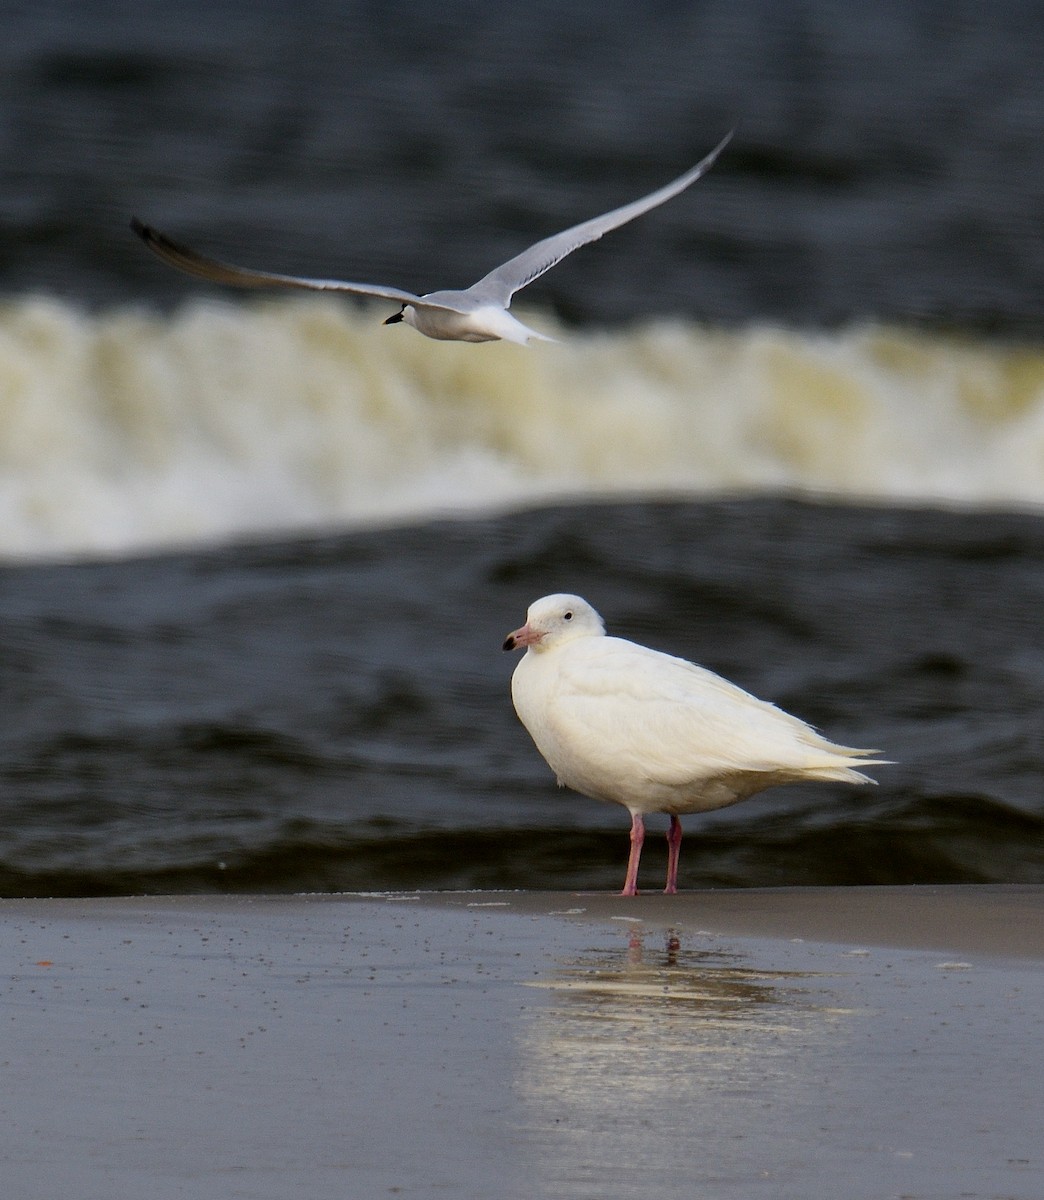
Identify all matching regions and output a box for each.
[801,744,892,786]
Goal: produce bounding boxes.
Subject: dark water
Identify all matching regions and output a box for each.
[1,2,1043,897]
[1,0,1041,333]
[2,500,1042,896]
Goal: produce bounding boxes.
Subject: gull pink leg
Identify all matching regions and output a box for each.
[620,811,645,896]
[664,814,683,894]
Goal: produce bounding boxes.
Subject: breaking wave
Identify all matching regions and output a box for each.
[1,294,1042,558]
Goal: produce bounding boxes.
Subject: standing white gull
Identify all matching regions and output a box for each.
[503,594,886,896]
[131,131,732,345]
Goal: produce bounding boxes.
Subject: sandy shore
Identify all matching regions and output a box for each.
[2,885,1041,1199]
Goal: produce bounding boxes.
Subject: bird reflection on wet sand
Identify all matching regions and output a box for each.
[515,927,851,1197]
[525,925,830,1017]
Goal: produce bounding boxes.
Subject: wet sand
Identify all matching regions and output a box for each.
[2,886,1041,1199]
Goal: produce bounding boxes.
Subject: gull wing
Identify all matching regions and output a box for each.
[131,219,436,308]
[467,129,734,306]
[551,638,884,789]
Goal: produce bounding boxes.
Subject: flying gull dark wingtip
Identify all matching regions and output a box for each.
[130,217,173,256]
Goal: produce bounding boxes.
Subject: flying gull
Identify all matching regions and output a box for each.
[131,131,732,345]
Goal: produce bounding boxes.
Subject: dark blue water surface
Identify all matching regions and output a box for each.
[2,501,1042,895]
[1,0,1041,332]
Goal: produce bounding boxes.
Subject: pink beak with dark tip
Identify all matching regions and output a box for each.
[502,622,542,652]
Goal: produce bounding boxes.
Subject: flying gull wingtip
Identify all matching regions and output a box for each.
[130,217,187,257]
[130,217,253,285]
[130,217,431,306]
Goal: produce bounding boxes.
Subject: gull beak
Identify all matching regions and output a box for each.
[503,622,540,652]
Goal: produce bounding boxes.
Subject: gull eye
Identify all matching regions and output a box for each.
[563,611,573,621]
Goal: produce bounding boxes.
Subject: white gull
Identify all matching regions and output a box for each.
[131,131,732,345]
[503,593,887,896]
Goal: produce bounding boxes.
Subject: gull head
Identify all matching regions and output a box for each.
[502,593,605,653]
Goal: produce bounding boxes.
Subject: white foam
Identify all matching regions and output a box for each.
[1,295,1041,559]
